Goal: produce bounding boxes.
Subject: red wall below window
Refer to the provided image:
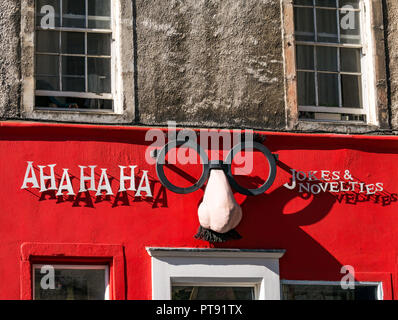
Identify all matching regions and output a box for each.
[0,122,397,299]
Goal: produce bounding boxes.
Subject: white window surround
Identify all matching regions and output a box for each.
[20,0,136,124]
[281,280,383,300]
[146,247,286,300]
[295,0,377,124]
[282,0,389,131]
[32,264,110,300]
[360,0,378,126]
[351,0,377,125]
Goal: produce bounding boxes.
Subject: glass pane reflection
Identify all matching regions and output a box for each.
[172,286,255,300]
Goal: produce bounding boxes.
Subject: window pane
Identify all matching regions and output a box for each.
[294,7,315,42]
[62,0,86,28]
[342,74,362,108]
[35,96,113,109]
[87,33,111,56]
[296,45,314,70]
[36,76,59,91]
[36,55,59,76]
[316,46,338,72]
[61,32,85,54]
[34,267,106,300]
[62,56,85,92]
[62,77,85,92]
[340,10,361,44]
[294,0,313,5]
[340,0,359,9]
[81,98,113,109]
[36,0,60,28]
[88,58,111,93]
[88,0,111,29]
[316,9,338,43]
[36,31,59,53]
[340,48,361,72]
[36,54,59,91]
[318,73,339,106]
[282,284,378,300]
[297,71,316,106]
[315,0,336,7]
[62,56,85,76]
[300,111,366,122]
[172,286,255,300]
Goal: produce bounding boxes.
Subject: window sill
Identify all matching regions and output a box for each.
[22,108,135,124]
[299,119,367,125]
[34,107,116,115]
[295,120,382,134]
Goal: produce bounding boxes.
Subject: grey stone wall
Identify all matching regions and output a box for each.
[0,0,21,119]
[136,0,285,130]
[386,0,398,130]
[0,0,397,134]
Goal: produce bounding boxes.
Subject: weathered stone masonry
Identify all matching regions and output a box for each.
[0,0,397,134]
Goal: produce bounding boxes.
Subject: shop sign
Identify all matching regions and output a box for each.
[284,169,384,195]
[21,162,153,197]
[283,169,398,206]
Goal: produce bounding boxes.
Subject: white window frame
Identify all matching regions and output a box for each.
[35,0,115,106]
[32,264,110,300]
[293,0,378,125]
[21,0,135,124]
[281,280,383,300]
[146,247,285,300]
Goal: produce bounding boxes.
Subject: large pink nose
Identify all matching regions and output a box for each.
[198,169,242,234]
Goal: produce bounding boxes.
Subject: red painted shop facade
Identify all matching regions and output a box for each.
[1,122,398,300]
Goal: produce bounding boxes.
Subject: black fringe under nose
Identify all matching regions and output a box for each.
[194,226,242,243]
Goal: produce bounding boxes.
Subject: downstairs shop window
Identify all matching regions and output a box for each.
[172,285,256,300]
[281,281,380,300]
[33,264,109,300]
